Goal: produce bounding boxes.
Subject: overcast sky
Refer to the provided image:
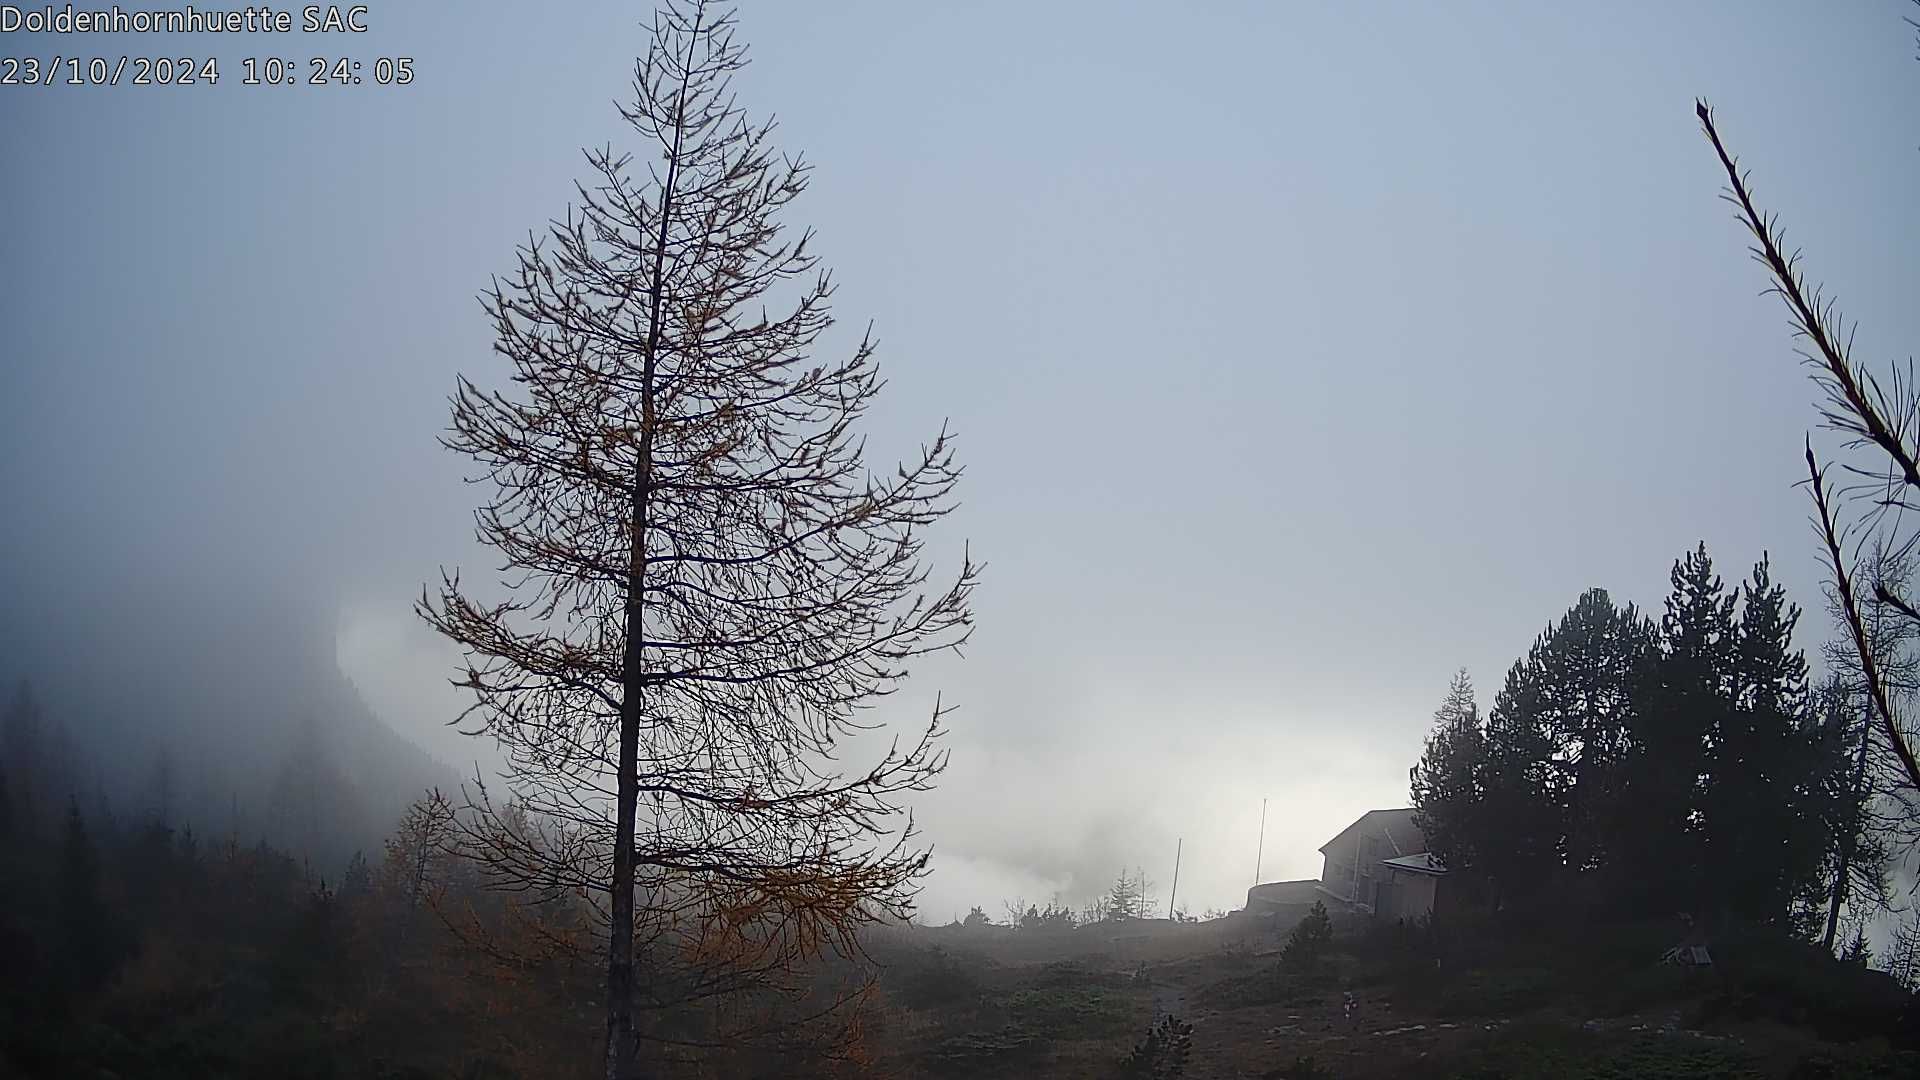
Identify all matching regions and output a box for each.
[4,1,1919,919]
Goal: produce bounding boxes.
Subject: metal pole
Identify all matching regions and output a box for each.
[1168,838,1182,919]
[1254,798,1268,885]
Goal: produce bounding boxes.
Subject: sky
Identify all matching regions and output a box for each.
[4,1,1920,920]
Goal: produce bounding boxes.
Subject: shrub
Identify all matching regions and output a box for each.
[1018,901,1077,931]
[1693,931,1912,1043]
[1282,901,1333,967]
[889,946,983,1011]
[1116,1014,1192,1079]
[1002,984,1132,1037]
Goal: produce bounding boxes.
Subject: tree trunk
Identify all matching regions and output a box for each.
[608,379,659,1079]
[607,28,691,1070]
[606,568,645,1080]
[1822,706,1873,953]
[607,297,664,1080]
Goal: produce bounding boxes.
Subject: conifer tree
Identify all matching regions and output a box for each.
[2,681,44,834]
[1104,868,1151,920]
[1704,555,1834,924]
[1409,669,1486,873]
[1478,590,1649,902]
[1423,544,1853,923]
[1533,589,1651,874]
[57,800,120,993]
[417,5,976,1073]
[148,744,174,826]
[341,849,373,899]
[1282,900,1333,965]
[1615,544,1734,912]
[1479,660,1560,905]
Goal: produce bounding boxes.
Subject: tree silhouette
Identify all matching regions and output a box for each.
[1476,590,1652,905]
[418,4,976,1076]
[1815,542,1912,948]
[1282,900,1332,966]
[1410,669,1486,876]
[1705,555,1838,926]
[1120,1014,1193,1079]
[1104,867,1152,921]
[1410,546,1847,924]
[1695,101,1920,806]
[381,790,456,914]
[56,800,123,993]
[1813,675,1891,952]
[2,681,47,835]
[341,849,373,899]
[1888,908,1920,991]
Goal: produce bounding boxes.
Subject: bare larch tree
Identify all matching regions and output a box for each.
[419,5,978,1077]
[1818,542,1913,947]
[1696,101,1920,845]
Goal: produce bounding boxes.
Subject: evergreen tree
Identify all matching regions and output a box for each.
[56,800,121,993]
[148,743,174,826]
[1120,1014,1194,1080]
[341,849,373,899]
[1409,669,1486,873]
[1282,900,1333,965]
[2,681,43,835]
[126,818,180,920]
[269,715,363,868]
[1478,590,1650,901]
[272,877,350,1005]
[1104,867,1151,920]
[1532,589,1651,874]
[1615,544,1734,913]
[1424,544,1851,925]
[1702,555,1834,925]
[1479,659,1560,904]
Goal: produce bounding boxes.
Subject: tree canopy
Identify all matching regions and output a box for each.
[1412,545,1857,930]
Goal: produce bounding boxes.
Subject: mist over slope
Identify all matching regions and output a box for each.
[0,557,453,871]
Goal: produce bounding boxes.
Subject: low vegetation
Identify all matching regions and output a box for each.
[850,903,1917,1079]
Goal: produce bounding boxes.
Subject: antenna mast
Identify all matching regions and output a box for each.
[1254,797,1268,885]
[1168,837,1183,919]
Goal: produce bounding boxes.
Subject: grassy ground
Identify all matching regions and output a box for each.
[854,913,1920,1079]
